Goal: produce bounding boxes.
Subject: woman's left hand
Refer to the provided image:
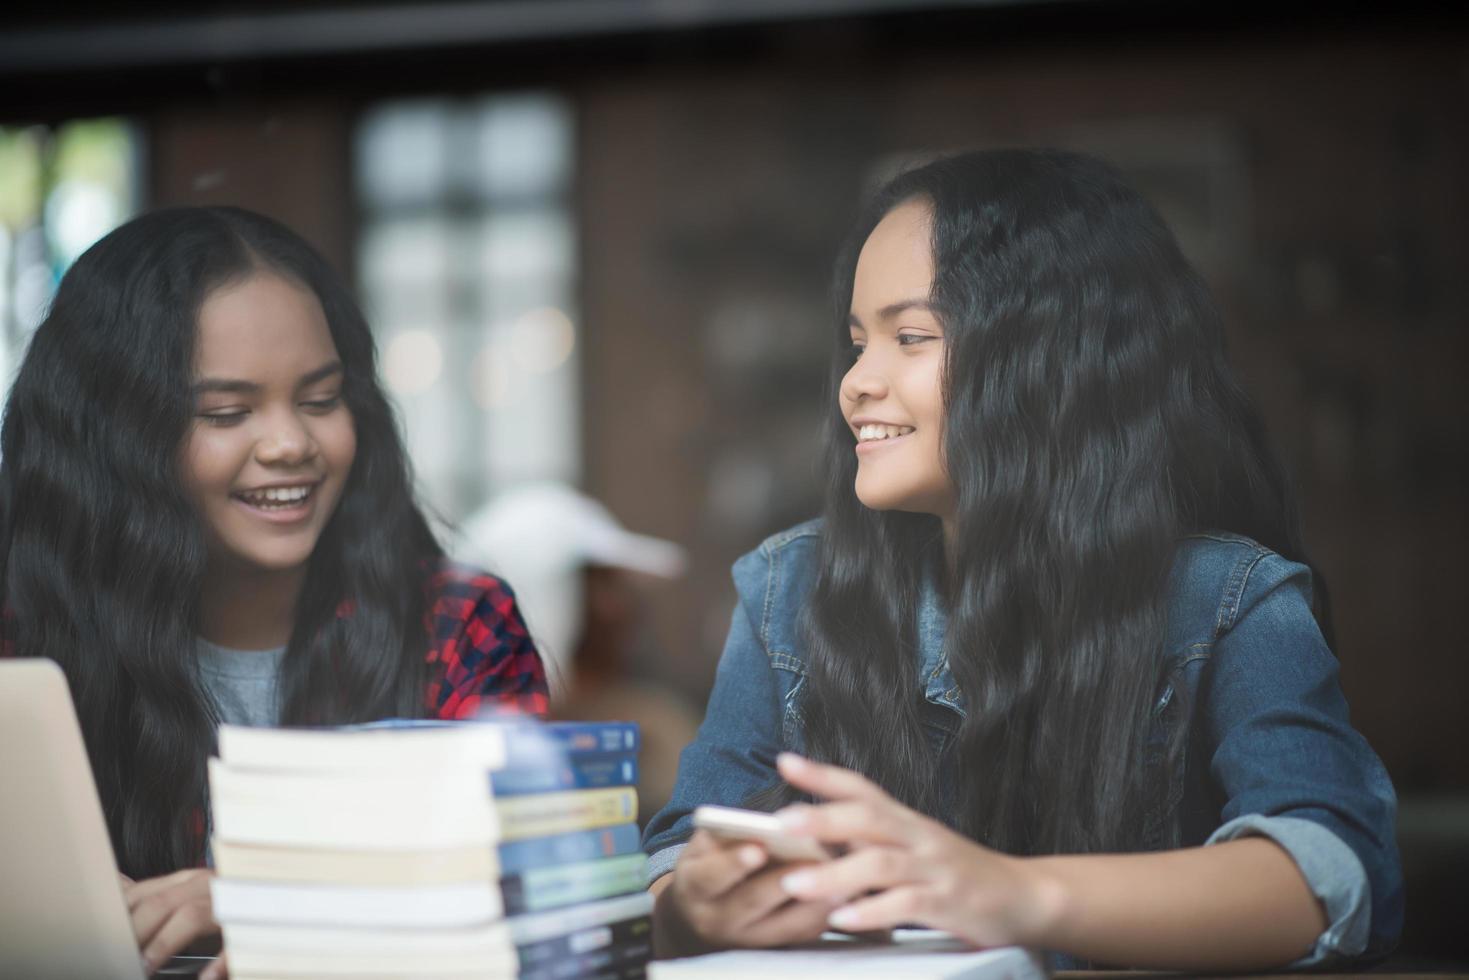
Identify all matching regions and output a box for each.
[123,868,228,978]
[772,753,1065,949]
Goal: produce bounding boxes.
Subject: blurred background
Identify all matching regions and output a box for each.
[2,0,1465,966]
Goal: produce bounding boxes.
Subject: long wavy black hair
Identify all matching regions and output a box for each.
[798,149,1326,856]
[0,206,441,878]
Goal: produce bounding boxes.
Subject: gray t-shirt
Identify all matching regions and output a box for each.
[198,638,285,867]
[196,638,285,729]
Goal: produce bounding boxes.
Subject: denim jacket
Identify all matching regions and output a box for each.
[643,521,1403,966]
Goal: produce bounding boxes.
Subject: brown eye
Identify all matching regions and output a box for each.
[301,394,342,412]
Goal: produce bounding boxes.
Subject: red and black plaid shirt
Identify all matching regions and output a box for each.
[1,558,549,719]
[419,559,549,719]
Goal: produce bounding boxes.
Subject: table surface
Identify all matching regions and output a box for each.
[1056,974,1466,978]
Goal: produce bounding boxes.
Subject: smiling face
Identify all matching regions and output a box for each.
[839,198,954,521]
[181,271,357,580]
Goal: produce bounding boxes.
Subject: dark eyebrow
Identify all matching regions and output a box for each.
[297,361,344,389]
[848,298,935,329]
[192,360,343,396]
[191,377,259,396]
[878,299,935,319]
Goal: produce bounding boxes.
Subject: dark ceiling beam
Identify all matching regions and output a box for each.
[0,0,1043,73]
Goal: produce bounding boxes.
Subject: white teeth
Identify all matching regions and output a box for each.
[857,424,914,442]
[239,485,313,507]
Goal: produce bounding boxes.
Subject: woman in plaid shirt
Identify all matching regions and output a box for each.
[0,206,547,976]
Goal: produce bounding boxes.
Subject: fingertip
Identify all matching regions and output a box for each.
[780,869,816,895]
[776,752,808,773]
[776,805,811,831]
[738,844,767,869]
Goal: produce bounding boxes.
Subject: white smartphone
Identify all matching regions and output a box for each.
[692,804,833,863]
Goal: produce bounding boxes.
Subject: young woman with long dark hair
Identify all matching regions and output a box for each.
[643,149,1401,970]
[0,206,547,976]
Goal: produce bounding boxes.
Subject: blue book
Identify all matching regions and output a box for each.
[500,852,647,915]
[518,911,652,980]
[503,721,640,758]
[497,822,643,876]
[345,718,640,762]
[491,752,638,796]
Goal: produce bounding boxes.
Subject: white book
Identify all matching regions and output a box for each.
[211,798,499,850]
[211,839,500,886]
[231,975,498,980]
[647,930,1048,979]
[209,759,500,849]
[211,878,504,929]
[216,722,507,774]
[209,757,490,804]
[227,946,517,977]
[508,891,655,947]
[224,920,511,955]
[230,974,501,980]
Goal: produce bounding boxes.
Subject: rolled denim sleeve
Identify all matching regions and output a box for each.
[641,585,788,883]
[645,840,688,885]
[1208,814,1371,965]
[1200,552,1403,964]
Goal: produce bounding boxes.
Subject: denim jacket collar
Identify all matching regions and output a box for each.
[917,562,963,711]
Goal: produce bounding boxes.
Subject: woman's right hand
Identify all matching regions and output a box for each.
[651,829,835,957]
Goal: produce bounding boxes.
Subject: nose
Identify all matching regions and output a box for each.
[254,408,319,467]
[839,350,888,408]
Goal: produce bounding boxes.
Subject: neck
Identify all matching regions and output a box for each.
[198,561,306,650]
[941,515,959,580]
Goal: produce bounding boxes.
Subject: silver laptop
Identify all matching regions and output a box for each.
[1,659,212,979]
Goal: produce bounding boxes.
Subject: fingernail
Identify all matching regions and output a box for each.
[781,870,815,894]
[739,845,766,868]
[829,906,859,929]
[777,752,807,771]
[777,807,809,830]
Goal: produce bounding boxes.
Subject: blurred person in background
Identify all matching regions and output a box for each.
[457,482,700,819]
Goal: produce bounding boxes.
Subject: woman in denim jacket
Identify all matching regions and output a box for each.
[643,150,1402,970]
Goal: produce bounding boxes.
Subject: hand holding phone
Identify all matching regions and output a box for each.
[692,804,833,863]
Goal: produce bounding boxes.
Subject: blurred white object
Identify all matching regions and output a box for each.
[453,482,685,696]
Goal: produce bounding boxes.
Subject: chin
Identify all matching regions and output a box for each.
[853,483,906,513]
[227,546,317,575]
[854,481,951,520]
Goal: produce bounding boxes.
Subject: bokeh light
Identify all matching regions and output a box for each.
[383,329,444,394]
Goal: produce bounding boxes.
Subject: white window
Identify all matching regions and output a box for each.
[0,118,141,405]
[354,93,579,524]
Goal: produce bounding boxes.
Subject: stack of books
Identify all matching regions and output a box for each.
[208,719,652,979]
